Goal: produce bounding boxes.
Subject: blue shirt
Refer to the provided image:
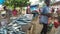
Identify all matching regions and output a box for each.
[42,6,50,14]
[40,6,50,24]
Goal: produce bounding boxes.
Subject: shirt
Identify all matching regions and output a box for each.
[42,6,51,14]
[40,6,51,24]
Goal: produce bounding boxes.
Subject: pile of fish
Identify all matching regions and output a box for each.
[0,14,33,34]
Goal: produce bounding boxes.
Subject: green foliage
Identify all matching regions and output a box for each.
[3,0,30,8]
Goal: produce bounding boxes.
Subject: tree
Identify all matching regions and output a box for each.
[3,0,30,9]
[3,0,30,14]
[50,0,56,6]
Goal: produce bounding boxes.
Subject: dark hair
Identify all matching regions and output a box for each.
[3,6,6,10]
[2,14,5,17]
[44,0,50,6]
[44,0,50,3]
[52,8,54,12]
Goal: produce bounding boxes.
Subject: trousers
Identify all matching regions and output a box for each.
[41,23,48,34]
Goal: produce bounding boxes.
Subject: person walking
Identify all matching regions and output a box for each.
[40,0,51,34]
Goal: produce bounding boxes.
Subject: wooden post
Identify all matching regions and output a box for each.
[0,11,1,27]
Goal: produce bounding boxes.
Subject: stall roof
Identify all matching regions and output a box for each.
[52,1,60,6]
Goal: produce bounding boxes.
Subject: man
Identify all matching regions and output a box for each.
[26,4,31,14]
[3,6,12,17]
[3,6,12,23]
[40,0,51,34]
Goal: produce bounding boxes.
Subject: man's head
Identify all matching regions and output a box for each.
[44,0,50,6]
[3,6,7,10]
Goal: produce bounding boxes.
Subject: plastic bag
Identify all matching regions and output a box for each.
[48,23,53,32]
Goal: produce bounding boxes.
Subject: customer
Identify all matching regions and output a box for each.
[3,6,12,23]
[26,4,31,14]
[40,0,51,34]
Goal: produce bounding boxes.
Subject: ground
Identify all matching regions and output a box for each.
[27,16,56,34]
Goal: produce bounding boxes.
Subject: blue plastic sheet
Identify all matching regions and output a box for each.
[30,5,38,11]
